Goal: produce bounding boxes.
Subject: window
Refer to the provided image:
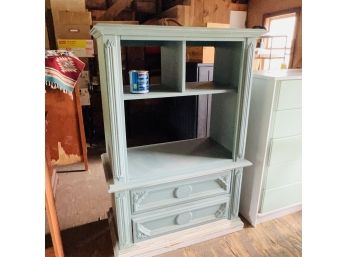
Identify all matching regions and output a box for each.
[254,9,299,71]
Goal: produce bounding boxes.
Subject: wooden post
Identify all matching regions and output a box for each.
[45,161,64,257]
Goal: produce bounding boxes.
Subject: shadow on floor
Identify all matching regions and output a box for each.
[46,219,113,257]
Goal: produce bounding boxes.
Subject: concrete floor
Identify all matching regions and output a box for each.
[53,147,112,231]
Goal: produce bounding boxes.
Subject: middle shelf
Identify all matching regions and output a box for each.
[103,138,253,192]
[123,82,235,100]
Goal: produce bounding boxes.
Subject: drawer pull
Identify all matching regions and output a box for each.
[175,212,193,225]
[174,185,192,198]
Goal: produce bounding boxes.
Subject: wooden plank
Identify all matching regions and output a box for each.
[45,85,88,171]
[157,0,247,27]
[98,0,133,20]
[45,247,56,257]
[74,83,88,171]
[45,161,65,257]
[134,0,157,14]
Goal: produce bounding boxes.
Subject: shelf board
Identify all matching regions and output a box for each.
[185,82,233,94]
[123,82,234,100]
[101,140,252,192]
[127,138,237,182]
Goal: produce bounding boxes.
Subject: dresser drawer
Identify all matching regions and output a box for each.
[132,196,229,242]
[268,136,301,165]
[260,183,301,213]
[273,109,302,138]
[265,161,302,190]
[276,80,302,110]
[130,172,231,214]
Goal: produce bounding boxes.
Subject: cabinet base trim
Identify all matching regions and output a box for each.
[108,210,243,257]
[256,204,302,225]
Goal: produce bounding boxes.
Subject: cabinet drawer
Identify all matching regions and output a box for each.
[265,161,302,190]
[260,183,301,213]
[273,109,302,138]
[131,172,231,214]
[276,80,302,110]
[268,136,301,165]
[132,196,229,242]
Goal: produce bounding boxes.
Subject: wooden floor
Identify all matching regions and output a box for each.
[158,212,302,257]
[47,211,301,257]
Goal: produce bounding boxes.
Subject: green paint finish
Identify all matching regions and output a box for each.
[92,25,265,246]
[132,196,230,242]
[130,171,231,214]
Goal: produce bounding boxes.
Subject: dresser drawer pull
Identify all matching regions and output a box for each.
[174,185,193,198]
[175,212,193,225]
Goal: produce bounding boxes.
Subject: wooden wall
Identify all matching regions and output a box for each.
[247,0,302,68]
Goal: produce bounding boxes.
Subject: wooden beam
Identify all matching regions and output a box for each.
[98,0,133,20]
[46,161,64,257]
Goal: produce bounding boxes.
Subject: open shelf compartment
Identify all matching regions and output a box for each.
[122,39,244,100]
[121,40,185,100]
[127,138,236,182]
[184,40,245,93]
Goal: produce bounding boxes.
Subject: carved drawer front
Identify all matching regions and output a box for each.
[276,80,302,110]
[132,196,230,242]
[130,172,231,214]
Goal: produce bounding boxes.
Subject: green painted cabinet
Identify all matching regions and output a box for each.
[91,24,265,254]
[240,70,302,226]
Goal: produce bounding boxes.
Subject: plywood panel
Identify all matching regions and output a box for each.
[45,84,88,170]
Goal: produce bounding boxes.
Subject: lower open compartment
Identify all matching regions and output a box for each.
[125,91,239,182]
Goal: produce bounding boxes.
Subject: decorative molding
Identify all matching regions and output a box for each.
[114,191,133,249]
[237,40,256,160]
[103,36,128,182]
[132,191,148,211]
[215,204,227,218]
[230,169,243,218]
[175,212,193,225]
[105,39,116,48]
[136,223,151,240]
[216,175,229,191]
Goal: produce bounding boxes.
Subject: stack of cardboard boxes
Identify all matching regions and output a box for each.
[48,0,93,105]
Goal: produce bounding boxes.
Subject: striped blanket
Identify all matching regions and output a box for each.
[45,50,85,96]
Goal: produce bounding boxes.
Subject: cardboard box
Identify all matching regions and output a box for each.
[50,0,87,30]
[50,0,86,12]
[57,39,94,57]
[54,11,92,40]
[187,23,230,63]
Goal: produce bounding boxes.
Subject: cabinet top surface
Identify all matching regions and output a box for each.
[91,24,266,39]
[253,69,302,80]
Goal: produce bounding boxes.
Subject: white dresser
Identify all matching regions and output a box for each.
[240,69,302,226]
